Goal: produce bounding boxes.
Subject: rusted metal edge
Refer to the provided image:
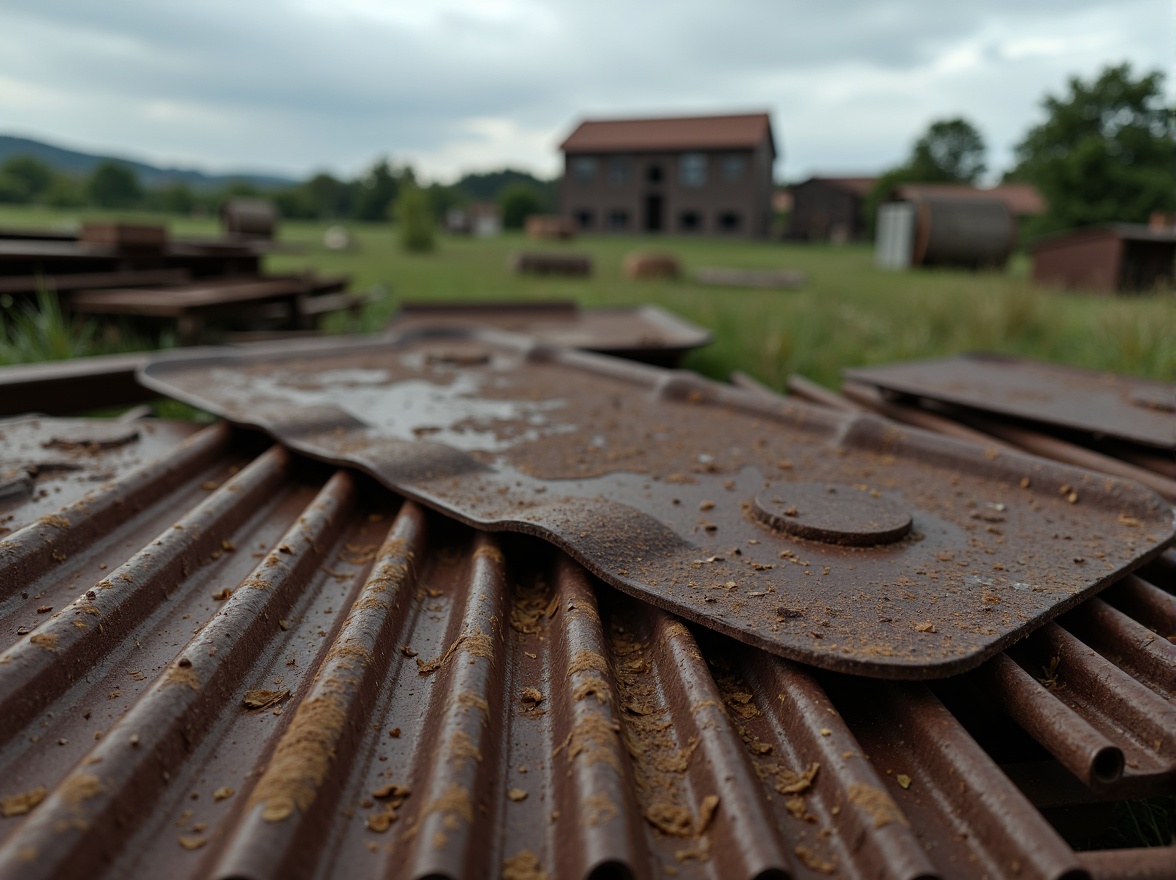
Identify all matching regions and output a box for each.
[135,329,1176,680]
[0,421,1172,879]
[844,353,1176,451]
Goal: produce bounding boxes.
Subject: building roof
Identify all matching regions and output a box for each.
[794,176,878,197]
[1032,222,1176,251]
[560,112,775,156]
[893,183,1046,216]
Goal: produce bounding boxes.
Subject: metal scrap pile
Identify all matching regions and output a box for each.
[0,332,1172,880]
[0,216,363,344]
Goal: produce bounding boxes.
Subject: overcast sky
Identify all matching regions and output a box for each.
[0,0,1169,184]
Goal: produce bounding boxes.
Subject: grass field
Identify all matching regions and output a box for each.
[2,205,1173,390]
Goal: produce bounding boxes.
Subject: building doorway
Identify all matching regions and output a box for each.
[644,195,664,233]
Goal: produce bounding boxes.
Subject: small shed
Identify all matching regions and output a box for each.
[876,195,1013,269]
[786,176,876,242]
[1032,224,1176,293]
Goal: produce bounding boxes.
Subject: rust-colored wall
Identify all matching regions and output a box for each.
[560,142,774,238]
[1033,232,1123,292]
[786,180,868,241]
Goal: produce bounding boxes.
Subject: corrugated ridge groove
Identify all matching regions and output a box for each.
[602,596,791,878]
[400,531,510,880]
[1102,574,1176,637]
[0,444,291,747]
[547,554,649,880]
[1007,622,1176,795]
[0,422,232,593]
[854,681,1088,880]
[979,653,1124,789]
[0,470,356,880]
[1059,598,1176,698]
[1078,846,1176,880]
[650,613,792,879]
[737,650,939,880]
[214,500,425,880]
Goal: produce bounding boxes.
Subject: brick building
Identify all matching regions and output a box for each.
[558,113,777,238]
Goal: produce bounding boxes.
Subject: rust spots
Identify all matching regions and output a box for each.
[507,788,528,802]
[567,650,608,678]
[914,622,937,633]
[473,545,505,565]
[511,577,552,635]
[422,782,473,827]
[243,689,290,710]
[519,687,544,706]
[458,691,490,720]
[212,588,232,601]
[213,787,234,802]
[502,849,547,880]
[166,665,201,692]
[644,802,693,837]
[847,783,908,829]
[39,514,70,530]
[794,845,836,874]
[178,835,207,850]
[571,675,611,705]
[249,695,348,822]
[29,633,57,650]
[555,714,622,773]
[367,786,409,832]
[896,774,912,790]
[584,793,617,827]
[60,773,104,806]
[696,794,720,835]
[449,730,483,767]
[326,642,372,668]
[775,762,820,795]
[416,628,495,674]
[1,787,47,818]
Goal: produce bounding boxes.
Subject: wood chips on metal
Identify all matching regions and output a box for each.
[136,330,1174,679]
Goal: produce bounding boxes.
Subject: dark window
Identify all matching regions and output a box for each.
[720,155,746,182]
[679,153,707,187]
[646,164,664,183]
[607,209,630,231]
[718,211,742,232]
[571,157,597,182]
[573,209,594,230]
[679,210,702,232]
[607,158,631,186]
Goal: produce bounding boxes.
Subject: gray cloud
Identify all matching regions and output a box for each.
[0,0,1167,181]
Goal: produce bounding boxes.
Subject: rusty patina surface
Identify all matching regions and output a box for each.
[138,331,1175,679]
[844,353,1176,451]
[0,419,1171,879]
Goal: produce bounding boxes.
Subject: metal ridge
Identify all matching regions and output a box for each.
[0,419,1172,879]
[135,329,1175,679]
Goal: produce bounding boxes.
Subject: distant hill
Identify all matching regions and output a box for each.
[0,134,297,191]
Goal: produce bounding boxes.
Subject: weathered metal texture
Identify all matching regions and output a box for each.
[844,353,1176,452]
[911,196,1014,268]
[0,420,1172,879]
[136,330,1175,679]
[0,355,156,417]
[0,416,203,531]
[387,301,712,367]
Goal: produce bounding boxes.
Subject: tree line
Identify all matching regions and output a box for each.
[0,153,557,229]
[866,63,1173,237]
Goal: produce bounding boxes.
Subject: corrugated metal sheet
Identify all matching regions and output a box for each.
[0,419,1172,878]
[135,331,1175,680]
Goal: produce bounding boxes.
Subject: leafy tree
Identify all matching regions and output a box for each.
[1008,63,1174,235]
[499,182,544,229]
[906,118,987,184]
[158,182,196,215]
[354,158,401,222]
[0,156,56,203]
[87,161,143,208]
[303,172,355,219]
[393,183,435,253]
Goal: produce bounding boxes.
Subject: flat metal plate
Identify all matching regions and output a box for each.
[845,353,1176,450]
[139,330,1175,679]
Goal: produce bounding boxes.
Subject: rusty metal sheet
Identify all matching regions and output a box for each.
[387,301,712,366]
[0,354,155,417]
[844,353,1176,451]
[137,330,1175,679]
[0,421,1171,880]
[0,416,203,535]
